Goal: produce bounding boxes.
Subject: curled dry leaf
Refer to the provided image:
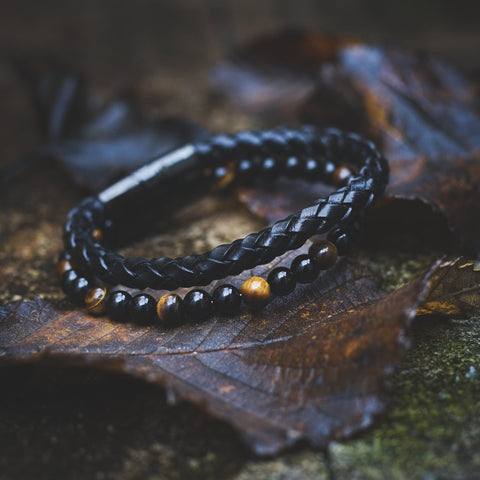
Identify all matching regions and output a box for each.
[4,250,475,455]
[417,258,480,318]
[311,45,480,256]
[215,32,480,256]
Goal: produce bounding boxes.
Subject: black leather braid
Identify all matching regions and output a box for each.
[63,126,389,290]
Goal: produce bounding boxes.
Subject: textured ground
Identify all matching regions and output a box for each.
[1,1,480,479]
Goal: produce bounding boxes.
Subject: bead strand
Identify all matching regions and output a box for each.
[58,240,339,327]
[59,127,389,328]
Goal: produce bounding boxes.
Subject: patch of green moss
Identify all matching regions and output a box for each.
[353,250,441,292]
[329,316,480,479]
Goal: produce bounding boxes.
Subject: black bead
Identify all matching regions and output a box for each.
[237,159,256,179]
[214,165,229,180]
[61,269,79,295]
[327,229,352,255]
[69,277,91,306]
[213,284,241,315]
[261,157,279,178]
[129,293,156,324]
[184,289,213,322]
[304,158,322,180]
[290,254,320,283]
[267,267,296,296]
[106,290,132,323]
[285,156,302,178]
[324,161,336,178]
[58,250,72,262]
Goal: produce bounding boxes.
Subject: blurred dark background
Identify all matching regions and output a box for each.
[1,0,480,84]
[2,0,479,174]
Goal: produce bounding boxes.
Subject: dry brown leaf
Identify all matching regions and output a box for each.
[0,253,434,455]
[215,32,480,255]
[6,255,479,454]
[417,258,480,318]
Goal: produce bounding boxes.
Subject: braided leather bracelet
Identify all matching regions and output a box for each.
[58,126,389,326]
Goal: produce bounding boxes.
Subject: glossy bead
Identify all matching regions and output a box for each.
[129,293,156,324]
[58,251,72,262]
[70,277,91,306]
[261,157,279,178]
[157,293,184,326]
[241,276,270,309]
[92,228,103,242]
[85,286,108,315]
[285,156,301,178]
[267,267,296,296]
[213,162,235,188]
[213,284,241,315]
[237,159,256,179]
[56,258,75,280]
[308,240,338,269]
[327,229,351,255]
[304,158,322,180]
[291,254,320,283]
[106,290,131,323]
[61,269,79,294]
[183,289,213,321]
[324,161,335,178]
[333,165,353,185]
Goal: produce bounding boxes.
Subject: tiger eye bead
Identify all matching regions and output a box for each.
[157,293,184,326]
[56,258,75,280]
[308,240,338,269]
[333,165,353,185]
[241,276,270,309]
[92,228,103,242]
[85,286,108,315]
[214,161,235,188]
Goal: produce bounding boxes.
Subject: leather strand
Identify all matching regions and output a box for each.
[63,127,389,290]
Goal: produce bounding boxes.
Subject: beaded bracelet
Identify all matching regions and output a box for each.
[58,126,389,326]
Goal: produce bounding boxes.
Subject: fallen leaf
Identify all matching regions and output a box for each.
[0,250,443,455]
[417,258,480,318]
[311,45,480,256]
[216,33,480,256]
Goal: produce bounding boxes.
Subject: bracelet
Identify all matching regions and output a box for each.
[59,126,389,326]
